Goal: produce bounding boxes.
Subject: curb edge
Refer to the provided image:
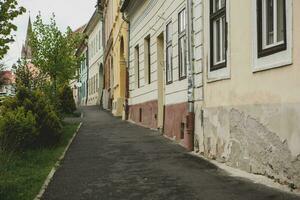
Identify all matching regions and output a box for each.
[34,122,83,200]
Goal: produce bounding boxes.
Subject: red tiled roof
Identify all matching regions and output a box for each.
[0,71,15,84]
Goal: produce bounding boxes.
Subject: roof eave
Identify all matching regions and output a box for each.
[120,0,130,12]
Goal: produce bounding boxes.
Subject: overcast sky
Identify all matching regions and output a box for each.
[3,0,97,69]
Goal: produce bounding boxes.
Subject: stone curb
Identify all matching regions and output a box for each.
[34,122,83,200]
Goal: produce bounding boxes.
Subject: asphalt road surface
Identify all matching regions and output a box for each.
[42,106,300,200]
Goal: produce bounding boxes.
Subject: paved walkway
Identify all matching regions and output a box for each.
[42,106,300,200]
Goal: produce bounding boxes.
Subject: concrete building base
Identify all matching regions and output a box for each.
[194,103,300,188]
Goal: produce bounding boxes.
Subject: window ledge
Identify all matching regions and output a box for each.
[207,65,230,83]
[253,60,292,73]
[207,75,230,83]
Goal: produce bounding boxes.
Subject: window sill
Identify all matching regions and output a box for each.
[179,76,187,81]
[207,65,230,83]
[207,75,230,83]
[252,47,292,73]
[166,80,173,85]
[253,60,292,73]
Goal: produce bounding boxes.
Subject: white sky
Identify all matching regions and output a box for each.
[3,0,97,69]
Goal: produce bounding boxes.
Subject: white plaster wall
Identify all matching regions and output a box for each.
[88,21,104,106]
[127,0,204,107]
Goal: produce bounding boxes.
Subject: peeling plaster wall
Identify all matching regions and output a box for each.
[196,0,300,188]
[194,104,300,187]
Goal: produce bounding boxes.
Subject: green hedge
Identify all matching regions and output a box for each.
[0,87,63,151]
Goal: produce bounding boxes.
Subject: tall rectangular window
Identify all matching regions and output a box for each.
[93,38,96,56]
[210,0,227,71]
[257,0,286,58]
[144,36,151,84]
[178,8,187,79]
[93,76,96,94]
[134,45,140,88]
[96,74,98,90]
[166,22,173,84]
[96,35,98,52]
[99,30,101,50]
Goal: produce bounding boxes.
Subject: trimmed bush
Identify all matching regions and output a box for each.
[58,84,76,114]
[0,107,38,151]
[33,91,63,145]
[0,87,63,150]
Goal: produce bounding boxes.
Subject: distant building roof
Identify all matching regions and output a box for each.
[0,71,15,85]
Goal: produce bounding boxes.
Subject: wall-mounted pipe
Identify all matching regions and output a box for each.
[122,12,130,120]
[185,0,195,151]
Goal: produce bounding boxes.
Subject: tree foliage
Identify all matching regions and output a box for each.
[30,13,84,92]
[0,0,26,59]
[58,84,76,114]
[14,59,47,90]
[0,86,63,151]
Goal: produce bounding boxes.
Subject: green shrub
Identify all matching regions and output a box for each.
[58,84,76,114]
[0,107,38,151]
[33,91,63,145]
[0,87,63,150]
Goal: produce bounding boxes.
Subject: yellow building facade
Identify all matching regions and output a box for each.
[102,0,128,118]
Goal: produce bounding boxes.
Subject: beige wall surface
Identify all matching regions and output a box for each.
[197,0,300,188]
[88,21,104,106]
[203,0,300,107]
[111,3,129,117]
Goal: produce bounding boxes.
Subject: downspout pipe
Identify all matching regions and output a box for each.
[86,39,89,106]
[122,12,130,120]
[185,0,195,151]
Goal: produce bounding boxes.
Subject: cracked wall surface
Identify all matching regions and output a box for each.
[195,103,300,188]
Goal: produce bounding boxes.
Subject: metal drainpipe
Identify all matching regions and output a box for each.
[122,12,130,120]
[185,0,195,151]
[86,40,89,106]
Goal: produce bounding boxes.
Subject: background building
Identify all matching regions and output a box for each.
[77,7,104,107]
[0,71,16,97]
[101,0,128,117]
[77,46,88,106]
[85,10,104,106]
[121,0,203,149]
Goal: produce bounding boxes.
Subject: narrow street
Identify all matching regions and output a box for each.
[42,106,300,200]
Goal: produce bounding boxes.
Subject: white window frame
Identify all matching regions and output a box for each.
[252,0,293,72]
[166,21,173,84]
[213,16,226,66]
[134,45,140,89]
[178,8,187,80]
[206,0,231,82]
[261,0,285,49]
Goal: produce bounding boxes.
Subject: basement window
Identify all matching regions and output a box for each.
[139,108,143,122]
